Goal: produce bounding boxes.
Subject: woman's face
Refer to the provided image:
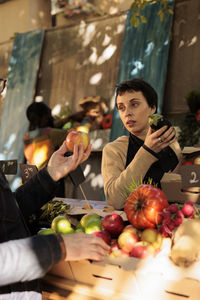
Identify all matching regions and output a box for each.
[116,90,156,138]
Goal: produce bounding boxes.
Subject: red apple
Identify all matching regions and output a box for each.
[92,230,111,245]
[101,214,124,237]
[130,241,151,259]
[117,230,139,253]
[65,130,90,152]
[109,241,129,257]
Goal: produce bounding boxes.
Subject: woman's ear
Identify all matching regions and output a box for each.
[151,105,157,114]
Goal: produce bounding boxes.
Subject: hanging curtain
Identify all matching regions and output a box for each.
[110,1,174,142]
[0,30,44,190]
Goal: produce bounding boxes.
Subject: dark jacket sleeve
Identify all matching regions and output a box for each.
[15,167,60,218]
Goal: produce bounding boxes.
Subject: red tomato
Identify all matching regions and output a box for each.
[124,184,169,230]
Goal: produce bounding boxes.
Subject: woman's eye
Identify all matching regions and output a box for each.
[118,106,124,111]
[132,102,138,107]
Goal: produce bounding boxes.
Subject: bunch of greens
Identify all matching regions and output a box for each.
[38,199,70,227]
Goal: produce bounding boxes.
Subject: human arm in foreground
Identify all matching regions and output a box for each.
[0,232,109,287]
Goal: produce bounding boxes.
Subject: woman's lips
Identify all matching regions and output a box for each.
[126,120,136,127]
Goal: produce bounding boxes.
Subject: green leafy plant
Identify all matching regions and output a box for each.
[122,176,157,200]
[129,0,173,27]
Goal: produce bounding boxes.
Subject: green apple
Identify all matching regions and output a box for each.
[51,215,72,234]
[37,228,54,235]
[141,228,163,251]
[141,228,159,244]
[80,213,101,228]
[85,219,102,234]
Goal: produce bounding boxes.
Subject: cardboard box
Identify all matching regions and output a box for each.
[160,146,200,203]
[182,146,200,163]
[161,173,200,203]
[47,245,200,300]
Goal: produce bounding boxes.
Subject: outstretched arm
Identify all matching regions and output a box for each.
[0,233,110,287]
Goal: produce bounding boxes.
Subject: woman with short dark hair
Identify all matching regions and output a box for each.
[102,78,182,210]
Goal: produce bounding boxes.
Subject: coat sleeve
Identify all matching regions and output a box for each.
[101,136,158,210]
[0,234,62,287]
[15,167,60,218]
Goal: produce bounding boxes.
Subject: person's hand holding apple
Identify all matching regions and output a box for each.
[47,139,91,182]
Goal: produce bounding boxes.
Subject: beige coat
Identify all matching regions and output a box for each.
[101,136,182,210]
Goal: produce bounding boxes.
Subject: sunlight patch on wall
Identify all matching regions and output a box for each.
[178,40,184,48]
[145,42,154,56]
[90,137,104,150]
[39,11,45,18]
[87,172,103,188]
[130,60,144,76]
[102,34,111,46]
[4,133,16,152]
[188,36,197,46]
[83,163,91,177]
[31,18,37,25]
[19,10,25,18]
[109,6,118,15]
[82,23,97,47]
[110,94,116,110]
[52,104,62,116]
[97,44,117,65]
[89,47,97,64]
[114,23,125,35]
[89,72,102,85]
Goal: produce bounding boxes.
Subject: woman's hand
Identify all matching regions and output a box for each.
[62,233,110,261]
[47,141,92,181]
[144,126,176,153]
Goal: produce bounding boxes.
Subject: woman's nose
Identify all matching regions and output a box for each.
[125,108,132,117]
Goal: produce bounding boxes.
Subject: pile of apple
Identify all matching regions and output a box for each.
[77,213,163,259]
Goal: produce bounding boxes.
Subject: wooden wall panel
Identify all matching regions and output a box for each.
[36,14,126,113]
[163,0,200,121]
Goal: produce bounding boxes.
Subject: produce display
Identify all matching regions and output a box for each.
[38,184,200,265]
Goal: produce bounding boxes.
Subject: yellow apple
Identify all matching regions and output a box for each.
[194,156,200,165]
[65,130,90,152]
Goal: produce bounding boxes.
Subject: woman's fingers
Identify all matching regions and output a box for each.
[158,126,176,144]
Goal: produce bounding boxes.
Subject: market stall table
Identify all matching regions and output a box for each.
[41,198,200,300]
